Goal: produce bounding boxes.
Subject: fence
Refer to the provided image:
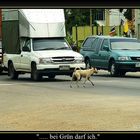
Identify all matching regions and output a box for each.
[72,25,124,48]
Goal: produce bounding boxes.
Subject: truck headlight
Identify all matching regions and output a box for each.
[118,56,129,61]
[75,57,84,63]
[39,58,52,64]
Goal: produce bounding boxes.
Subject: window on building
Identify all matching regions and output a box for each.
[94,9,105,20]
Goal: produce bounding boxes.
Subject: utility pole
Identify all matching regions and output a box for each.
[105,9,110,26]
[90,9,92,27]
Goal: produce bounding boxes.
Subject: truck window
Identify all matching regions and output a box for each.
[23,40,31,52]
[33,38,71,51]
[110,39,140,50]
[83,37,95,48]
[91,38,99,51]
[92,38,103,52]
[0,41,2,62]
[101,39,109,51]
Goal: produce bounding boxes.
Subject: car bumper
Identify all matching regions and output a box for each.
[36,63,86,75]
[116,62,140,72]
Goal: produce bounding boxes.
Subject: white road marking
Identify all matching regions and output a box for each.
[0,83,15,86]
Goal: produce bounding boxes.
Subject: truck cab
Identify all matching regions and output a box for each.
[2,9,85,80]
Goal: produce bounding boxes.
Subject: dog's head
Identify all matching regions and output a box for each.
[91,67,98,74]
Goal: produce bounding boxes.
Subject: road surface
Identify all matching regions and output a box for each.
[0,71,140,131]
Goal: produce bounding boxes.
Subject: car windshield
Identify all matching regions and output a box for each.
[33,38,71,51]
[110,39,140,50]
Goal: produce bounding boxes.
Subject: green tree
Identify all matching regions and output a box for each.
[119,9,132,20]
[64,9,104,35]
[124,9,132,20]
[64,9,90,35]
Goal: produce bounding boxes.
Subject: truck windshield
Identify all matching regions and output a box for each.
[110,39,140,50]
[0,41,2,48]
[33,38,71,51]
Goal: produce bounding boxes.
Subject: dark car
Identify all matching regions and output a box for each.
[80,35,140,76]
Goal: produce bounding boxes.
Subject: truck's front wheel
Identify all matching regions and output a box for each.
[31,63,42,81]
[109,61,119,76]
[48,74,55,79]
[0,67,3,74]
[8,63,19,79]
[85,59,91,69]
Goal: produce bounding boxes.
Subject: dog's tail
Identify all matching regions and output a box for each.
[74,67,81,72]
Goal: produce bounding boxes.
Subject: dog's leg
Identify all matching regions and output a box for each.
[70,80,73,88]
[76,75,82,88]
[70,74,74,88]
[83,78,87,87]
[88,77,94,86]
[76,80,79,88]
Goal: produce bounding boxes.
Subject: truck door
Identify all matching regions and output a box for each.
[20,39,31,71]
[92,38,103,68]
[97,39,110,68]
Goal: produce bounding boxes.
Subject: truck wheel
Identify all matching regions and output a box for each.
[31,63,42,81]
[109,61,119,76]
[48,74,55,79]
[0,67,3,74]
[119,71,126,77]
[8,63,19,79]
[85,59,91,69]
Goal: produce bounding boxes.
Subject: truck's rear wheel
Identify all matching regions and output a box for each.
[8,63,19,79]
[31,63,42,81]
[0,67,3,74]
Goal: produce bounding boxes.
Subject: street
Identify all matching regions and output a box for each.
[0,71,140,131]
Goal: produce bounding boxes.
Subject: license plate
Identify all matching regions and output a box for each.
[59,65,70,70]
[135,63,140,67]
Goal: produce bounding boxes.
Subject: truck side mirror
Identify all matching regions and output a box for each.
[22,46,30,52]
[103,45,109,51]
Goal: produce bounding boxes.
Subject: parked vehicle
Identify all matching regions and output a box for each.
[0,39,3,73]
[80,35,140,76]
[2,9,85,80]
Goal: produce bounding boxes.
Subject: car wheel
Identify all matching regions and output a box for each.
[119,71,126,77]
[48,74,56,79]
[31,63,42,81]
[0,67,3,74]
[110,61,119,76]
[85,59,91,69]
[8,63,19,79]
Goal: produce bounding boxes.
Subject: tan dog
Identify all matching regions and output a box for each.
[70,67,98,88]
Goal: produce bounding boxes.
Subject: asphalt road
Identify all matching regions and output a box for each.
[0,71,140,131]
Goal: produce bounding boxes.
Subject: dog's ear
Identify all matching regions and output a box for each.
[94,67,97,71]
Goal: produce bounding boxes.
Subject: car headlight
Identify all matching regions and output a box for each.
[118,56,129,61]
[75,57,84,63]
[39,58,52,64]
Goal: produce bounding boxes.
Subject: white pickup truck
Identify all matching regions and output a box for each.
[2,9,85,80]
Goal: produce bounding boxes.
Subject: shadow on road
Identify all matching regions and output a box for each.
[94,72,140,79]
[3,76,71,83]
[1,71,140,83]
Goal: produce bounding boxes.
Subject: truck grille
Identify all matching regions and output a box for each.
[131,57,140,61]
[52,56,75,63]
